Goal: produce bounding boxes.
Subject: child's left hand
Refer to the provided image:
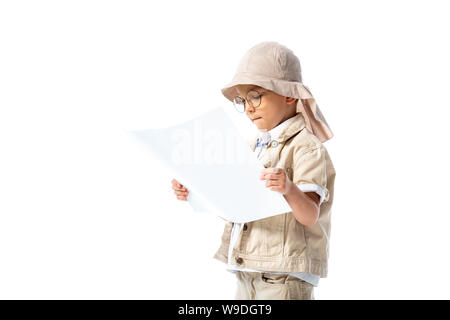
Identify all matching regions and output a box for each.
[260,167,293,195]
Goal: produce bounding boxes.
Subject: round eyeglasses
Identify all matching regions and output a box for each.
[232,90,264,113]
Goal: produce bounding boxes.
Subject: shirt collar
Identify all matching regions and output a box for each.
[266,116,295,140]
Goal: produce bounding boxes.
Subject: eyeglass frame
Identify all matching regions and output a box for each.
[232,89,266,113]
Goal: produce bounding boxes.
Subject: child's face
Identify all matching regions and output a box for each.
[234,84,297,131]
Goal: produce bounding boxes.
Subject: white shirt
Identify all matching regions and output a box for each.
[225,116,326,287]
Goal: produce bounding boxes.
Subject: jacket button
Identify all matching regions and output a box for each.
[270,140,279,148]
[236,257,243,264]
[243,224,248,231]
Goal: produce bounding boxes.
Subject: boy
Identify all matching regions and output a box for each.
[171,42,335,300]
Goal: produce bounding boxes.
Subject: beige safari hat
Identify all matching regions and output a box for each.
[221,41,333,143]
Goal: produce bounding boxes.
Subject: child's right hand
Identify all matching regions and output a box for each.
[171,178,189,201]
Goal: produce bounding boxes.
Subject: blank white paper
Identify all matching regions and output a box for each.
[130,106,292,223]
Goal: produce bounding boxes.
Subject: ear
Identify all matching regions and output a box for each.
[285,97,298,105]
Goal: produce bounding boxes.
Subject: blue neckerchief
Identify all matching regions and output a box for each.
[255,138,271,148]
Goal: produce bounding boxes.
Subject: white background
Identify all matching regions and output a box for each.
[1,0,449,299]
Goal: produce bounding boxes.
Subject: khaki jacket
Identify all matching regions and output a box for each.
[213,113,336,277]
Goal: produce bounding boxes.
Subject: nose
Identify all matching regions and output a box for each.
[245,103,255,117]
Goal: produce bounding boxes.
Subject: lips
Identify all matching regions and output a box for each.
[252,117,262,122]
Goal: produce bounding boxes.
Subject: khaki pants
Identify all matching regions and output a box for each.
[235,271,315,300]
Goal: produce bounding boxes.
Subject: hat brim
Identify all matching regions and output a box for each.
[221,73,314,102]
